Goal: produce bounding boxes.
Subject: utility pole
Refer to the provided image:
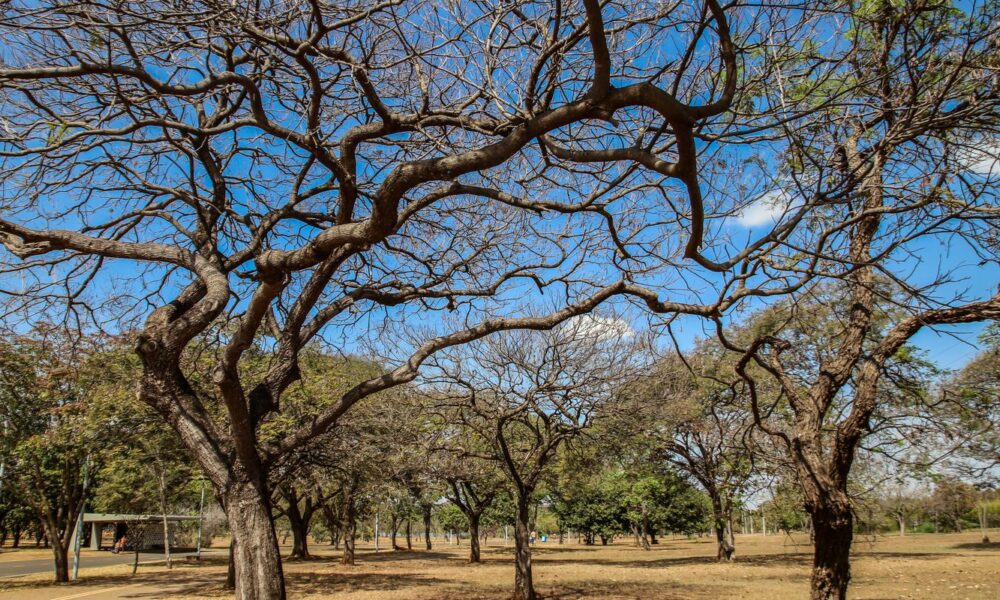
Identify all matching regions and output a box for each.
[72,458,91,581]
[195,478,206,560]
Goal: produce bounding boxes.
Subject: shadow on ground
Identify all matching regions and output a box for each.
[949,541,1000,551]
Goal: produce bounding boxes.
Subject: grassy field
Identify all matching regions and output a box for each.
[1,531,998,599]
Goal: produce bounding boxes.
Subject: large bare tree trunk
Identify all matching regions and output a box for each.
[225,482,286,600]
[513,498,536,600]
[809,503,853,600]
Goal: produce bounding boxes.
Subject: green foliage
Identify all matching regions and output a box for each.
[436,503,468,533]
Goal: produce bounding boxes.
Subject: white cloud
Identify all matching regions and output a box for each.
[562,314,634,342]
[959,143,999,177]
[736,190,793,228]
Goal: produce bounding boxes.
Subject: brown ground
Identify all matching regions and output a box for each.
[1,531,998,599]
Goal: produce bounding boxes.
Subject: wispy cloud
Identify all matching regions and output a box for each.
[959,143,999,177]
[735,190,792,228]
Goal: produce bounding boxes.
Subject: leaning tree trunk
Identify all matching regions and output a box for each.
[468,513,482,563]
[513,497,536,600]
[390,515,400,551]
[224,480,287,600]
[809,502,853,600]
[422,504,433,550]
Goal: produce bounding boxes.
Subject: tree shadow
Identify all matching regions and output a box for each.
[348,549,459,563]
[423,579,726,600]
[949,541,1000,551]
[286,571,453,596]
[530,551,812,570]
[488,545,600,556]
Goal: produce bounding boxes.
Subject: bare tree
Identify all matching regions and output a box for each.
[0,1,772,597]
[691,1,1000,597]
[429,315,642,600]
[629,346,761,562]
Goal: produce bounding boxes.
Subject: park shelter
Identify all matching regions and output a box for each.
[80,513,200,550]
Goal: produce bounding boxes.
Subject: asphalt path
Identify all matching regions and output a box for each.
[0,551,193,578]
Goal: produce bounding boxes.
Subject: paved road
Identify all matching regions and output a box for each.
[0,551,195,578]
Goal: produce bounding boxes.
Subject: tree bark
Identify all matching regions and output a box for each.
[422,504,433,550]
[712,496,734,561]
[513,497,536,600]
[341,499,356,566]
[469,514,481,563]
[405,519,412,550]
[39,514,72,583]
[809,505,853,600]
[283,490,314,560]
[390,515,400,551]
[51,540,69,583]
[224,481,286,600]
[978,505,990,544]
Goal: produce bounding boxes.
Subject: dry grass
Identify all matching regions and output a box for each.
[2,531,998,599]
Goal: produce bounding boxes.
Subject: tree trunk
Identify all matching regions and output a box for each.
[40,516,70,583]
[284,494,314,560]
[469,514,481,563]
[391,515,400,551]
[640,515,652,550]
[897,513,905,537]
[513,498,536,600]
[423,504,433,550]
[809,506,853,600]
[979,505,990,544]
[51,540,70,583]
[405,519,412,550]
[341,500,356,566]
[322,504,340,547]
[225,481,286,600]
[712,496,735,561]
